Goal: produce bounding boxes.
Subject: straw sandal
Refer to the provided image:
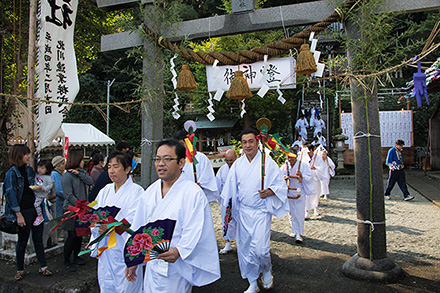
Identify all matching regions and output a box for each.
[14,271,24,281]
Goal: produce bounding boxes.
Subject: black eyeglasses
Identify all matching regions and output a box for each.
[153,157,179,164]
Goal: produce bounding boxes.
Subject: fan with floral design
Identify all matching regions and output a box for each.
[124,219,176,268]
[75,206,121,236]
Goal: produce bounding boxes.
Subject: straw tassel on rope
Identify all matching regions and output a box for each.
[227,71,252,99]
[295,44,317,75]
[177,64,197,90]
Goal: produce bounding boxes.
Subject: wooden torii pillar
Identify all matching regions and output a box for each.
[97,0,440,281]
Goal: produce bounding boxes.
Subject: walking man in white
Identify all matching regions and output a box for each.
[295,115,309,141]
[216,149,238,254]
[125,140,220,292]
[312,115,326,138]
[280,151,312,243]
[221,128,288,293]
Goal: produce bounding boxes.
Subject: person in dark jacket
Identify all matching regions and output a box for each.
[61,150,93,272]
[3,144,52,281]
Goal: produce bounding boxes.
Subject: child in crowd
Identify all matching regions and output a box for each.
[33,160,54,226]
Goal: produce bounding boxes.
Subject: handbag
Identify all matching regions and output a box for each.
[42,198,54,222]
[0,216,20,234]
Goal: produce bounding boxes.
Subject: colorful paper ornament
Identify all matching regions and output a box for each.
[411,59,429,107]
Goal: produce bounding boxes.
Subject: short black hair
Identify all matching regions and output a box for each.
[92,153,105,165]
[37,160,53,175]
[156,140,186,161]
[116,140,130,151]
[108,151,132,170]
[173,130,187,141]
[396,139,404,146]
[240,128,259,139]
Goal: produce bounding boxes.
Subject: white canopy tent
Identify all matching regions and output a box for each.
[58,123,115,147]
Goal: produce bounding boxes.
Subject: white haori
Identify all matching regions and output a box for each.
[181,152,219,202]
[313,119,326,137]
[280,160,312,236]
[312,154,335,195]
[130,175,220,293]
[90,177,144,293]
[216,163,236,241]
[221,151,288,282]
[295,118,309,140]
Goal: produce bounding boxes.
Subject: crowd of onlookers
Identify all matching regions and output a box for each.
[2,140,135,280]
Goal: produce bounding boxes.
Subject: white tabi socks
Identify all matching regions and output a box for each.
[244,280,259,293]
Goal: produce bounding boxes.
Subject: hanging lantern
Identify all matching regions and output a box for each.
[295,44,317,75]
[176,64,197,90]
[227,71,252,99]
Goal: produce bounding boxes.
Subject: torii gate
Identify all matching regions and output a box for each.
[97,0,439,282]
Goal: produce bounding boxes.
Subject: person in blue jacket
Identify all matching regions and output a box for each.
[384,140,414,201]
[3,144,52,281]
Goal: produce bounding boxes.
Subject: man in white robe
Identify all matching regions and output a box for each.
[292,135,303,151]
[174,130,219,202]
[221,128,288,293]
[89,151,144,293]
[126,140,220,293]
[304,145,320,219]
[280,151,312,243]
[313,148,335,200]
[312,116,326,137]
[316,131,327,147]
[295,116,309,140]
[216,149,237,254]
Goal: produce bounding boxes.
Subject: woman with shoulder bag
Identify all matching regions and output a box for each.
[61,150,93,272]
[3,144,52,281]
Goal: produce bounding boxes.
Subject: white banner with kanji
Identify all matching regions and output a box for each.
[205,57,296,92]
[35,0,79,150]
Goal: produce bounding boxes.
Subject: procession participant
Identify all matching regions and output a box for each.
[292,135,303,151]
[90,151,144,292]
[305,145,321,219]
[295,115,309,140]
[173,129,219,202]
[311,137,320,147]
[125,140,220,292]
[221,128,288,293]
[384,139,414,201]
[316,131,327,147]
[314,149,335,200]
[280,151,312,243]
[216,149,237,255]
[312,115,326,138]
[309,103,319,127]
[62,150,94,272]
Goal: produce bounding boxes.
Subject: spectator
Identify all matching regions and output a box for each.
[3,144,52,281]
[51,156,66,218]
[90,153,105,183]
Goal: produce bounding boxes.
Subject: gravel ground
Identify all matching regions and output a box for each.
[195,177,440,293]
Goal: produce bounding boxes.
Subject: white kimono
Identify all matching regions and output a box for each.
[292,139,303,150]
[280,159,312,236]
[131,175,220,293]
[216,163,236,241]
[295,118,309,140]
[312,155,335,195]
[90,177,144,293]
[181,152,219,202]
[221,151,288,283]
[305,150,321,211]
[317,135,327,147]
[313,119,326,137]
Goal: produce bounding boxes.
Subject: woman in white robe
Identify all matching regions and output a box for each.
[90,151,144,293]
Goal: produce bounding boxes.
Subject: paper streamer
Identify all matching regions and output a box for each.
[308,32,325,78]
[212,60,225,102]
[170,54,178,89]
[172,92,181,120]
[240,99,246,118]
[206,92,215,121]
[257,55,270,98]
[276,83,286,104]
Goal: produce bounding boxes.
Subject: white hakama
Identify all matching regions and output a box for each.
[221,151,288,283]
[131,175,220,293]
[90,177,144,293]
[280,160,312,236]
[295,119,309,140]
[313,155,335,195]
[216,163,236,241]
[181,152,219,202]
[313,119,326,137]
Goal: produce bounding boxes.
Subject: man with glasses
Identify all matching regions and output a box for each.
[126,140,220,292]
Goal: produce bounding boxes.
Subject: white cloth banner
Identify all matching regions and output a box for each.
[341,110,412,150]
[36,0,79,151]
[206,57,296,92]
